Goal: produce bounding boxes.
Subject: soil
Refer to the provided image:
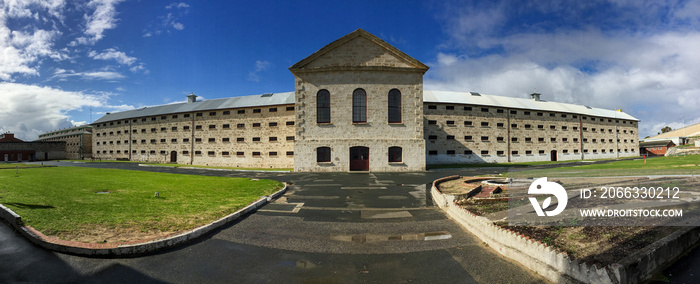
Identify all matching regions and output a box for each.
[498,224,679,266]
[439,175,697,266]
[57,225,178,244]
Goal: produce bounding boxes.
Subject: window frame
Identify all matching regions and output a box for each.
[388,89,401,123]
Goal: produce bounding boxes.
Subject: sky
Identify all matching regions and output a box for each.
[2,0,700,141]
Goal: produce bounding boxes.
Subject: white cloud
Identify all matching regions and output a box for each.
[247,60,270,82]
[51,69,125,80]
[88,48,136,65]
[0,83,105,141]
[0,1,67,80]
[143,2,189,37]
[71,0,123,46]
[428,1,700,138]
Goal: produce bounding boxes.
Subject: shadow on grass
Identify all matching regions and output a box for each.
[4,202,55,209]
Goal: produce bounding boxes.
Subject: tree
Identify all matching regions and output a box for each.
[661,126,673,133]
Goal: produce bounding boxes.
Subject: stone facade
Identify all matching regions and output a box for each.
[290,29,428,172]
[36,125,92,160]
[88,29,640,171]
[0,133,65,161]
[92,104,295,168]
[424,101,639,164]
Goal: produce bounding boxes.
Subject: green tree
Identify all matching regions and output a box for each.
[661,126,673,133]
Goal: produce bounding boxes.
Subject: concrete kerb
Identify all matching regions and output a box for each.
[431,176,700,284]
[0,184,287,256]
[138,164,291,173]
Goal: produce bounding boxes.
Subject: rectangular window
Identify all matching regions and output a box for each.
[428,105,437,110]
[525,137,532,142]
[150,139,156,143]
[184,114,190,118]
[171,139,177,143]
[253,109,261,113]
[524,111,531,115]
[269,107,277,112]
[446,135,455,140]
[253,123,261,127]
[551,138,556,142]
[464,121,473,126]
[497,109,504,113]
[550,125,556,130]
[497,123,504,128]
[287,151,294,156]
[497,151,504,155]
[428,120,437,125]
[223,111,230,115]
[446,120,455,125]
[464,106,472,111]
[537,112,543,116]
[269,122,278,127]
[446,105,454,110]
[511,137,518,142]
[183,126,190,130]
[481,136,489,141]
[549,113,555,117]
[481,122,489,127]
[223,124,230,129]
[428,150,437,155]
[447,150,456,155]
[525,124,532,129]
[253,152,261,156]
[286,136,295,141]
[539,150,545,154]
[465,135,473,141]
[269,151,278,156]
[196,113,203,117]
[286,121,295,126]
[237,137,244,142]
[209,125,216,129]
[428,135,437,140]
[208,138,216,142]
[253,137,261,142]
[195,125,202,130]
[497,137,504,142]
[269,137,278,142]
[465,150,473,155]
[510,110,517,115]
[286,106,295,111]
[237,124,245,128]
[317,147,331,162]
[511,124,517,128]
[526,150,532,155]
[238,109,245,114]
[481,150,489,155]
[512,151,519,155]
[481,108,488,112]
[222,151,230,156]
[388,147,402,162]
[237,152,244,156]
[208,151,215,156]
[195,138,202,142]
[172,127,177,131]
[209,112,216,116]
[183,138,190,142]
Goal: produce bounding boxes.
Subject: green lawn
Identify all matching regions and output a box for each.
[141,163,293,172]
[0,167,283,239]
[509,155,700,177]
[0,163,46,169]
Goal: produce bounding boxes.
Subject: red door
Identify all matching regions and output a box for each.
[349,147,369,171]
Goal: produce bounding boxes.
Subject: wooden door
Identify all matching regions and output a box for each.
[349,147,369,171]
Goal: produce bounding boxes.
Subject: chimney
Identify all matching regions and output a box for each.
[530,93,541,101]
[187,93,197,103]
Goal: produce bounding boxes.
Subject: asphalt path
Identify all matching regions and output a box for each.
[0,162,550,283]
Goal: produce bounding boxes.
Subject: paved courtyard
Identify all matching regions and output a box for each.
[0,162,549,283]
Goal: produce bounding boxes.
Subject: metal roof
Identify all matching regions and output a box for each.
[424,90,639,121]
[639,140,674,147]
[92,92,295,124]
[92,90,639,124]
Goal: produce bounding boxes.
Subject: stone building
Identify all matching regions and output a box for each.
[0,133,65,162]
[90,29,639,171]
[36,125,93,160]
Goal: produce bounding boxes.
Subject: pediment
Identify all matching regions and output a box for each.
[290,29,428,73]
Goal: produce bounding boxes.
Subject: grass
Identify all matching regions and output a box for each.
[141,163,293,172]
[0,167,283,240]
[0,163,47,169]
[427,156,638,170]
[509,155,700,177]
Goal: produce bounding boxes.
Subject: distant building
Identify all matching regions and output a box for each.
[643,122,700,146]
[639,140,675,156]
[90,29,640,171]
[0,133,65,162]
[36,125,93,160]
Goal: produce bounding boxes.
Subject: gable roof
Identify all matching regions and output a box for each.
[646,122,700,139]
[424,90,639,121]
[92,92,294,125]
[639,140,674,147]
[289,29,429,73]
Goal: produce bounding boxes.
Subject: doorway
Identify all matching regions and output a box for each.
[170,151,177,163]
[550,150,557,161]
[349,146,369,171]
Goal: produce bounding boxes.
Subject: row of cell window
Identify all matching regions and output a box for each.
[316,146,403,163]
[95,107,295,128]
[428,135,635,143]
[97,150,294,156]
[95,122,294,136]
[428,120,635,134]
[428,148,637,156]
[96,136,295,145]
[425,105,637,124]
[316,88,402,124]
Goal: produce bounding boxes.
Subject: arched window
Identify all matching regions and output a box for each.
[317,147,331,163]
[317,90,331,123]
[388,89,401,123]
[352,88,367,123]
[388,146,402,163]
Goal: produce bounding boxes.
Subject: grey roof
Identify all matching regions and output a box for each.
[424,90,639,121]
[93,90,639,124]
[92,92,295,124]
[639,140,674,147]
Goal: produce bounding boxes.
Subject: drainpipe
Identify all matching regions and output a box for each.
[579,116,584,160]
[190,112,195,165]
[128,120,132,161]
[506,109,511,163]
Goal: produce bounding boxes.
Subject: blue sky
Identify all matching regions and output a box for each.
[2,0,700,140]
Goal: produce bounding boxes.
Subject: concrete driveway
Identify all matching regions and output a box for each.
[0,162,547,283]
